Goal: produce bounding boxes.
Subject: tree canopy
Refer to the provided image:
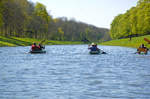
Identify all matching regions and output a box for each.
[0,0,110,42]
[110,0,150,39]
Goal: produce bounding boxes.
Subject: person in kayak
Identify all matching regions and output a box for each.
[31,43,39,51]
[88,43,99,51]
[137,44,149,54]
[38,43,45,50]
[141,44,147,49]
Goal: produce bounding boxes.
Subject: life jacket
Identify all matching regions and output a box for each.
[31,45,38,50]
[137,47,148,53]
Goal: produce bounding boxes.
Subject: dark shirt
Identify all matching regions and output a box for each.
[89,46,97,51]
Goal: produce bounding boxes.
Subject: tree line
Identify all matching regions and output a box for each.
[0,0,110,42]
[110,0,150,40]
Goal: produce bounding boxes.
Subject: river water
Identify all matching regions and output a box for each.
[0,45,150,99]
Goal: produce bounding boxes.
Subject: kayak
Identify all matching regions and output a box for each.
[90,50,100,54]
[89,50,107,54]
[140,52,147,55]
[136,51,148,55]
[30,50,46,54]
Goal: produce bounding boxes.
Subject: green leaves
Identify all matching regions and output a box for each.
[0,0,4,27]
[110,0,150,39]
[0,13,3,27]
[34,2,50,23]
[0,0,110,42]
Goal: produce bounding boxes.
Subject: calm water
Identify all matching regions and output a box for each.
[0,45,150,99]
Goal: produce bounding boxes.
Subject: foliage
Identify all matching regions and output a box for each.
[0,0,110,42]
[110,0,150,39]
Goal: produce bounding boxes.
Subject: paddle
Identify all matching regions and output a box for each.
[143,38,150,49]
[100,49,107,54]
[39,39,46,49]
[40,39,46,44]
[144,38,150,44]
[102,51,107,54]
[143,38,150,51]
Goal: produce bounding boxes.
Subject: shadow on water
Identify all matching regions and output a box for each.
[0,45,150,99]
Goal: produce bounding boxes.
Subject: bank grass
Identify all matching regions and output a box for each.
[0,36,84,47]
[10,37,40,45]
[0,36,32,46]
[101,35,150,48]
[0,41,16,47]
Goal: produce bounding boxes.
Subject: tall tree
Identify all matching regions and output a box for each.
[110,0,150,39]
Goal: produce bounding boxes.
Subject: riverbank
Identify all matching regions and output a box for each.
[100,35,150,48]
[0,36,84,47]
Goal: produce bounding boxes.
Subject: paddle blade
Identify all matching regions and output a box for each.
[144,38,150,43]
[40,40,46,44]
[102,52,107,54]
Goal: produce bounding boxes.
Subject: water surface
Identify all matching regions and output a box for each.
[0,45,150,99]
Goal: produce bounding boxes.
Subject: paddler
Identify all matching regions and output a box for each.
[137,44,149,54]
[31,43,39,51]
[38,43,45,50]
[88,43,99,51]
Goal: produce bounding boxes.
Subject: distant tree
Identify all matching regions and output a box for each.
[58,27,64,41]
[0,0,110,42]
[0,0,4,29]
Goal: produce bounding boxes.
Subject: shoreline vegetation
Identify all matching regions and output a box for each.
[1,35,150,49]
[0,36,84,47]
[1,0,150,50]
[0,0,110,44]
[100,35,150,48]
[104,0,150,49]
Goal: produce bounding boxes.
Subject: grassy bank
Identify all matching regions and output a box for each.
[100,35,150,48]
[0,36,84,47]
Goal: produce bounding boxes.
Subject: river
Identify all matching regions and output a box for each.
[0,45,150,99]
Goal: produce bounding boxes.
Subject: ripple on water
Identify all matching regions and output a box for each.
[0,45,150,99]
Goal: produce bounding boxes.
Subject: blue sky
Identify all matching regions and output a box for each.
[28,0,138,28]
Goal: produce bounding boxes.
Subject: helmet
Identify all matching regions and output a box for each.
[91,43,95,45]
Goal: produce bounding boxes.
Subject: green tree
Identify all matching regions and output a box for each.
[110,0,150,39]
[58,27,64,40]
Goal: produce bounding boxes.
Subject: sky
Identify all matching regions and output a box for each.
[28,0,138,29]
